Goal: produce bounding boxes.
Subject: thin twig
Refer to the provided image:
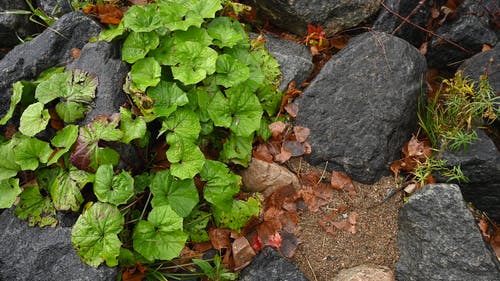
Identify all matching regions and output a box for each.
[392,0,426,35]
[317,161,329,184]
[305,255,318,281]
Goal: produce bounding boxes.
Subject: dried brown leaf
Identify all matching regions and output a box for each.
[274,147,292,163]
[269,121,286,138]
[284,103,299,117]
[293,126,310,142]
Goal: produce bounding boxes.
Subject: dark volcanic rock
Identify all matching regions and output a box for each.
[427,0,498,70]
[0,0,40,48]
[373,0,447,47]
[459,43,500,93]
[295,32,426,184]
[0,12,101,122]
[67,41,129,124]
[35,0,75,17]
[239,247,308,281]
[396,183,500,281]
[248,0,382,36]
[0,208,117,281]
[438,129,500,222]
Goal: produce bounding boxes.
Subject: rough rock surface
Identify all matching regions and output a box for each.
[438,129,500,222]
[0,0,40,48]
[396,183,500,281]
[295,31,426,184]
[249,0,382,36]
[0,208,118,281]
[332,264,393,281]
[0,12,101,121]
[262,34,313,91]
[459,43,500,93]
[427,0,498,70]
[373,0,447,47]
[67,41,129,124]
[35,0,75,17]
[239,247,308,281]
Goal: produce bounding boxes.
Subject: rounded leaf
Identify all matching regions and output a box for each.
[94,164,134,206]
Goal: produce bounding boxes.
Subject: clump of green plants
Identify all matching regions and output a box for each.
[0,0,283,277]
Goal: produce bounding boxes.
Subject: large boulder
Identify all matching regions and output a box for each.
[396,183,500,281]
[295,31,426,184]
[248,0,382,36]
[0,0,40,48]
[0,208,118,281]
[239,247,308,281]
[373,0,447,47]
[437,129,500,222]
[426,0,498,70]
[0,12,102,123]
[459,43,500,94]
[35,0,75,17]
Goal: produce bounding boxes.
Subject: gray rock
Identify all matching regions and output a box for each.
[261,34,313,91]
[373,0,447,47]
[295,32,426,184]
[396,183,500,281]
[0,0,40,48]
[438,129,500,222]
[67,41,129,124]
[35,0,75,17]
[239,247,308,281]
[248,0,382,36]
[427,0,498,70]
[0,208,117,281]
[0,11,101,123]
[459,43,500,94]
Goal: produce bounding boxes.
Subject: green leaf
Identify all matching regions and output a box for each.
[134,172,152,194]
[160,108,200,141]
[226,85,263,137]
[166,139,205,180]
[133,205,188,261]
[122,31,160,63]
[184,209,210,242]
[119,107,147,144]
[122,4,163,33]
[200,90,231,128]
[0,140,21,180]
[0,81,23,125]
[257,85,282,116]
[19,102,50,137]
[173,26,212,45]
[0,178,21,209]
[226,46,265,91]
[170,41,218,85]
[98,22,126,42]
[39,167,87,212]
[158,0,222,31]
[55,101,88,124]
[48,125,79,165]
[35,72,71,104]
[213,198,260,231]
[147,81,189,118]
[36,71,97,106]
[219,134,253,167]
[94,164,135,206]
[150,169,199,217]
[130,57,161,91]
[14,185,57,227]
[200,160,240,210]
[71,202,124,267]
[215,54,250,87]
[14,135,53,171]
[84,117,124,142]
[207,16,247,48]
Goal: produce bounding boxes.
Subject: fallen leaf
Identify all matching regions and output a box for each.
[71,48,81,60]
[274,146,292,163]
[269,121,286,138]
[431,7,440,18]
[208,228,232,250]
[478,219,490,240]
[282,140,305,157]
[482,44,492,52]
[330,35,350,50]
[310,45,320,56]
[419,41,428,56]
[330,171,356,195]
[265,232,282,249]
[280,231,300,258]
[122,264,147,281]
[253,144,273,163]
[293,126,310,142]
[232,236,256,270]
[251,234,263,252]
[284,103,299,117]
[302,141,312,154]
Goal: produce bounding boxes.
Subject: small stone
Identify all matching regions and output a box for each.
[332,264,394,281]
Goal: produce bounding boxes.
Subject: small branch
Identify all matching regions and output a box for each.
[392,0,426,35]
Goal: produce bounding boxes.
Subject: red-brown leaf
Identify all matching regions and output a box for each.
[293,126,310,143]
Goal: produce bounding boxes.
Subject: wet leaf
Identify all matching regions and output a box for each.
[14,185,57,227]
[94,164,135,206]
[330,171,356,195]
[293,126,310,143]
[0,178,21,209]
[19,102,50,137]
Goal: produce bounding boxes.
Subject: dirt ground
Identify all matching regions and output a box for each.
[287,159,403,281]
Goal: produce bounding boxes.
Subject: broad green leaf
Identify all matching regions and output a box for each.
[0,81,23,125]
[71,202,124,267]
[35,71,71,104]
[55,100,88,123]
[226,86,263,137]
[166,138,205,180]
[130,57,161,91]
[119,107,147,144]
[207,16,247,48]
[170,41,217,85]
[147,81,189,118]
[14,185,57,227]
[122,4,163,33]
[39,167,86,212]
[201,90,231,128]
[48,125,79,165]
[173,26,212,45]
[133,205,188,261]
[91,147,121,171]
[14,135,53,171]
[150,169,199,217]
[257,84,282,116]
[215,54,250,87]
[122,32,160,63]
[158,0,222,31]
[252,48,282,87]
[84,117,123,142]
[34,66,66,84]
[184,209,210,242]
[98,22,125,42]
[19,102,50,137]
[257,118,272,141]
[148,36,176,66]
[219,134,253,167]
[160,108,200,141]
[0,140,21,180]
[200,160,240,210]
[213,198,260,231]
[134,172,152,194]
[35,71,97,105]
[94,164,134,206]
[0,178,21,209]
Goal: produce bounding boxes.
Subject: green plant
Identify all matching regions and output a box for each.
[0,0,282,273]
[193,254,238,281]
[412,157,468,187]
